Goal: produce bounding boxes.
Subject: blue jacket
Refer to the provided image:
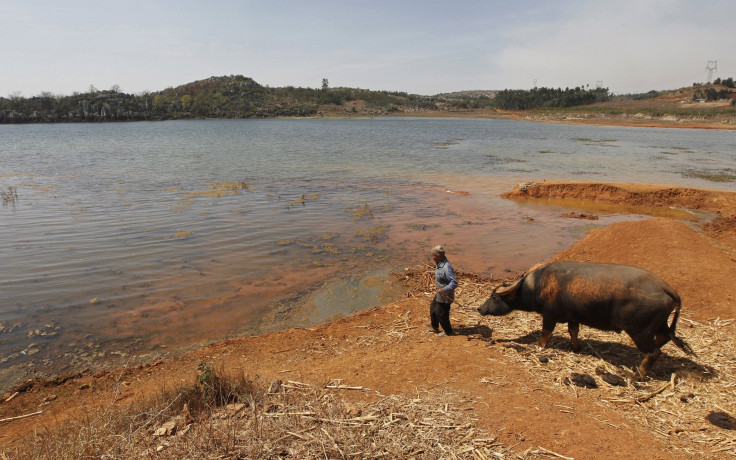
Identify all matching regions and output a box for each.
[434,259,458,303]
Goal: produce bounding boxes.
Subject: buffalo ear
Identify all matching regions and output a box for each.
[496,277,523,300]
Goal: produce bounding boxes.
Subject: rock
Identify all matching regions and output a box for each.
[600,373,626,387]
[153,418,180,437]
[561,211,599,220]
[268,379,283,394]
[213,403,247,420]
[570,373,597,388]
[182,403,193,426]
[705,411,736,430]
[344,402,362,418]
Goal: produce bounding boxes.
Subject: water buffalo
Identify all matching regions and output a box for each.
[478,261,695,378]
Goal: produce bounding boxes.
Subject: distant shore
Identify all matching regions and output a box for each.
[382,108,736,130]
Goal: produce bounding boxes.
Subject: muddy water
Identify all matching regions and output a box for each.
[1,118,735,391]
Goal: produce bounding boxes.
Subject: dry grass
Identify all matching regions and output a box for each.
[2,363,535,459]
[3,363,258,459]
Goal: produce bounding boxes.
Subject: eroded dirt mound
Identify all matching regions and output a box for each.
[504,181,736,216]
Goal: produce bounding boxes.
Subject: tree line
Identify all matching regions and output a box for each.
[493,86,610,110]
[1,76,620,124]
[713,77,735,88]
[0,75,501,123]
[0,76,321,123]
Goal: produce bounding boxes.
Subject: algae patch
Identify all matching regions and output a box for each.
[354,225,389,243]
[681,168,736,183]
[165,231,194,240]
[345,204,390,221]
[285,194,321,209]
[181,181,250,198]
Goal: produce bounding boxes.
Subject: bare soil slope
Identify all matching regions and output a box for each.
[2,182,735,459]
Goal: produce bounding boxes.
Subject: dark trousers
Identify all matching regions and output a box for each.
[430,300,453,334]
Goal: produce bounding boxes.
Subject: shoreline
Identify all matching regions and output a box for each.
[7,109,735,131]
[382,108,736,130]
[2,181,736,457]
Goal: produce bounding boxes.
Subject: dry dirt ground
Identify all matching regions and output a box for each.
[2,182,736,459]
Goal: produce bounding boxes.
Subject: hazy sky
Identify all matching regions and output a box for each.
[1,0,733,97]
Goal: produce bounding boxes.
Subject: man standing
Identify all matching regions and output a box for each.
[430,245,457,335]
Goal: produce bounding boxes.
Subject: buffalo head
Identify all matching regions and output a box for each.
[477,277,523,316]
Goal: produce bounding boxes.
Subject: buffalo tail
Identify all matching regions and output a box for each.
[669,297,697,356]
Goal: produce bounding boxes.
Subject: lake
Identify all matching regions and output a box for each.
[1,117,735,390]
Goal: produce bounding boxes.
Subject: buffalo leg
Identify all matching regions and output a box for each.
[629,330,662,379]
[637,327,672,378]
[568,322,581,352]
[638,348,662,379]
[537,318,557,348]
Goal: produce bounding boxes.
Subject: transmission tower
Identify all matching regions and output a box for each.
[595,80,603,89]
[706,60,718,83]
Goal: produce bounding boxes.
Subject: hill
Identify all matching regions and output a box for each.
[1,75,735,129]
[0,75,491,123]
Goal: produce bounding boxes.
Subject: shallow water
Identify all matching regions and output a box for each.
[1,118,735,390]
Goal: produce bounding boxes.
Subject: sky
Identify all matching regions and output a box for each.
[1,0,734,97]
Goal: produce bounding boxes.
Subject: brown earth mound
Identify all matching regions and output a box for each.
[503,181,736,216]
[2,182,735,459]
